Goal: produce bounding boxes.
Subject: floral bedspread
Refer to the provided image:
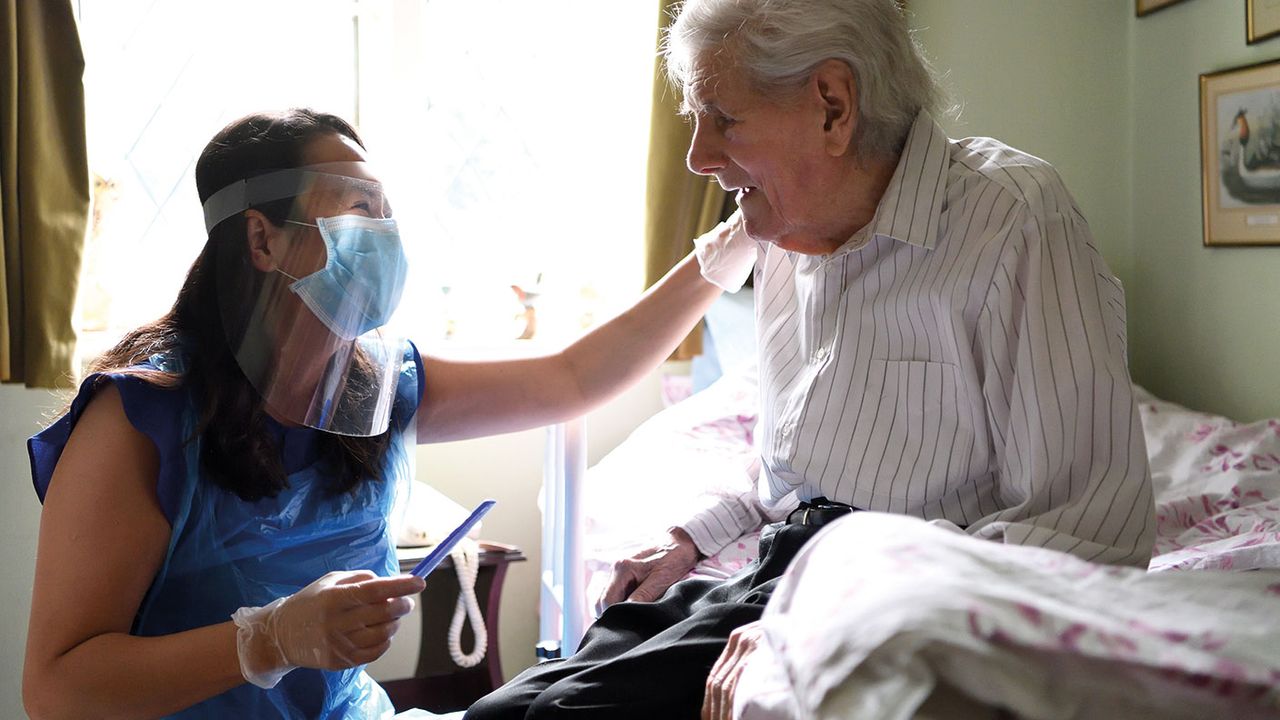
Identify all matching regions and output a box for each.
[737,513,1280,720]
[573,377,1280,717]
[1139,386,1280,572]
[732,388,1280,719]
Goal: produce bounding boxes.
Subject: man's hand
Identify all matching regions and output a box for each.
[597,527,702,614]
[702,620,766,720]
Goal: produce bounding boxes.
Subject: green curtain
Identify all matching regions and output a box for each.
[643,0,728,361]
[1,0,89,388]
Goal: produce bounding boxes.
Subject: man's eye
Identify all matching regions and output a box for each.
[715,113,737,130]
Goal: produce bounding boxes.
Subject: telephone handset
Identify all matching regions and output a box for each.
[395,482,494,667]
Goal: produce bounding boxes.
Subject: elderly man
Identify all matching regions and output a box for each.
[467,0,1153,717]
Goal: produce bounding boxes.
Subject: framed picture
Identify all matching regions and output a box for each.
[1136,0,1190,17]
[1200,58,1280,246]
[1247,0,1280,44]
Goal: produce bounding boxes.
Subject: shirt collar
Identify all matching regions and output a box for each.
[861,110,950,252]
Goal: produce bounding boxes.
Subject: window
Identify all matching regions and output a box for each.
[76,0,655,361]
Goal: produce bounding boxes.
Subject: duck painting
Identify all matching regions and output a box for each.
[1220,105,1280,204]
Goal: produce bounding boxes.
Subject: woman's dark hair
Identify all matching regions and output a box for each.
[86,108,393,501]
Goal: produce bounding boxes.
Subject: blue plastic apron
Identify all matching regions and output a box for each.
[137,418,407,717]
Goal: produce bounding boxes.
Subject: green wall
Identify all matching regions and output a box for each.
[910,0,1133,280]
[912,0,1280,422]
[1128,0,1280,422]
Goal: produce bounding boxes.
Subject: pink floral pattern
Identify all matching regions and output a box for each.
[689,529,761,579]
[751,512,1280,718]
[1140,386,1280,571]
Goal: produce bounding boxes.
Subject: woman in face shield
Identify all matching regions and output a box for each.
[22,109,745,718]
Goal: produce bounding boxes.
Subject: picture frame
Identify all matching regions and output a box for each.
[1200,58,1280,246]
[1136,0,1190,17]
[1247,0,1280,44]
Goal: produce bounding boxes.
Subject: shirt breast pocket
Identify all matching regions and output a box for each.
[867,359,971,503]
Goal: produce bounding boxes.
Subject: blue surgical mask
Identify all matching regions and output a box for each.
[280,215,408,340]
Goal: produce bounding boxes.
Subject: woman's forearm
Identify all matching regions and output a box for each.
[561,252,721,408]
[417,252,724,442]
[25,622,246,720]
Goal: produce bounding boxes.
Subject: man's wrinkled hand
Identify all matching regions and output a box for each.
[596,528,701,615]
[702,620,766,720]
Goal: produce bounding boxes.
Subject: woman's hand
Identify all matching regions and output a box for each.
[597,528,702,614]
[702,620,766,720]
[234,570,425,687]
[693,209,753,292]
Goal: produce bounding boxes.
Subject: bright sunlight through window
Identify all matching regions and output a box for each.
[76,0,655,361]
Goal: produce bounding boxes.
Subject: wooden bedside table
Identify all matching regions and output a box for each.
[381,541,526,714]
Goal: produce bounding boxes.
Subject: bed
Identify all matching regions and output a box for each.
[538,366,1280,717]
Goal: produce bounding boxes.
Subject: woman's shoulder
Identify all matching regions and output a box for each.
[29,354,195,518]
[79,354,192,435]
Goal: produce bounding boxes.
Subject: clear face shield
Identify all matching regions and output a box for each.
[202,161,411,437]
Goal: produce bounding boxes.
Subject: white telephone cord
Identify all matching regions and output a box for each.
[447,538,487,667]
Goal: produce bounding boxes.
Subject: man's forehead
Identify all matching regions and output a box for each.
[682,54,736,110]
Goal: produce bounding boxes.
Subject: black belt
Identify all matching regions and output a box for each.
[786,497,858,527]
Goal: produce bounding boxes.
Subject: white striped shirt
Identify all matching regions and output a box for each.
[681,112,1155,567]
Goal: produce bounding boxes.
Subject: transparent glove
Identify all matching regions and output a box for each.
[693,209,755,293]
[232,570,425,688]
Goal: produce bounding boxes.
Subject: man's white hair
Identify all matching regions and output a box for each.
[665,0,941,159]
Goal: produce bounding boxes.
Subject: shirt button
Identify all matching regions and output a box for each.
[813,347,829,363]
[780,422,793,438]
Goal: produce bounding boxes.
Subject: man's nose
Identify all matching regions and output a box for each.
[686,119,724,176]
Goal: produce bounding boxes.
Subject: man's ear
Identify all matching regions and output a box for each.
[812,59,857,157]
[244,209,279,272]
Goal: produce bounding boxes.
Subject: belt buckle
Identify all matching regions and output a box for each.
[802,507,812,526]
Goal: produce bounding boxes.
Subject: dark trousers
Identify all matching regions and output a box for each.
[464,521,822,720]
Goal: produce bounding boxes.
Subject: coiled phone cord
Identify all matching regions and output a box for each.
[447,538,487,667]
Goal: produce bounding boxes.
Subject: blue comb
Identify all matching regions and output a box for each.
[409,500,497,579]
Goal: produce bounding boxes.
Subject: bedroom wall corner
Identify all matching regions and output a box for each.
[1128,0,1280,422]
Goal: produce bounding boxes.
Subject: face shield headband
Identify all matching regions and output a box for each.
[204,167,326,234]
